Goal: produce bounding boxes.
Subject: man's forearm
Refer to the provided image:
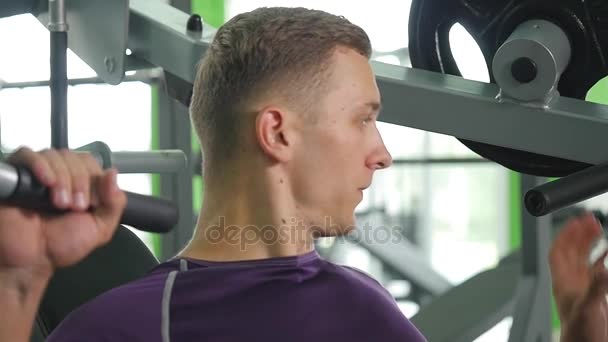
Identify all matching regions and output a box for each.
[0,270,49,342]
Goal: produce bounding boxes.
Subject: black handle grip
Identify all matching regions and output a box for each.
[119,192,178,233]
[4,164,178,233]
[525,162,608,216]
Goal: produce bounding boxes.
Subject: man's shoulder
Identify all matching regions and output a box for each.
[323,260,380,284]
[339,264,382,283]
[321,261,394,298]
[89,266,170,307]
[80,263,171,310]
[46,263,175,341]
[321,261,427,340]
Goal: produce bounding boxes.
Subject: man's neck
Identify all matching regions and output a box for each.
[177,181,316,262]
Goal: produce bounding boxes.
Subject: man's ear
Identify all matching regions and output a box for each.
[255,107,292,162]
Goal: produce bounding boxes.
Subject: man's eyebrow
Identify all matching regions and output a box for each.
[360,101,382,113]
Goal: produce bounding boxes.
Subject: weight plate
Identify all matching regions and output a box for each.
[408,0,608,177]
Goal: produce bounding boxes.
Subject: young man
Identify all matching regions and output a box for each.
[0,7,607,342]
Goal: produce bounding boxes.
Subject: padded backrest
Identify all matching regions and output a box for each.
[31,225,159,340]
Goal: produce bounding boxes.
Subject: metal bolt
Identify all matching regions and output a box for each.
[187,14,203,33]
[104,57,115,73]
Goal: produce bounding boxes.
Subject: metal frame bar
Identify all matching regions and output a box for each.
[507,175,553,342]
[411,251,521,342]
[373,61,608,165]
[0,0,37,18]
[128,0,215,84]
[157,79,194,262]
[351,215,453,297]
[36,0,130,86]
[108,151,187,174]
[0,70,162,90]
[47,0,69,149]
[3,143,188,175]
[170,0,192,13]
[148,0,196,263]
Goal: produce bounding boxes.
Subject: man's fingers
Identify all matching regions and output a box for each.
[587,267,608,304]
[58,150,90,211]
[552,214,603,264]
[44,167,123,268]
[40,149,73,210]
[550,218,583,266]
[92,169,126,244]
[554,217,582,247]
[590,245,608,268]
[6,146,56,187]
[574,215,602,256]
[77,153,104,208]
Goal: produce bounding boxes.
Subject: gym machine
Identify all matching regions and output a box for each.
[2,0,608,341]
[404,1,607,341]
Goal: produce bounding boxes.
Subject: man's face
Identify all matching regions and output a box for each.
[289,47,392,236]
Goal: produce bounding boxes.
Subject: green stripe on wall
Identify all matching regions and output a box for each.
[586,76,608,105]
[150,84,162,258]
[192,0,226,28]
[509,171,521,249]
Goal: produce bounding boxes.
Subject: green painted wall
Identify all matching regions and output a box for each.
[192,0,226,28]
[149,85,162,258]
[587,76,608,105]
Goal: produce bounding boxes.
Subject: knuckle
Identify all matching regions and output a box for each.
[10,145,31,158]
[7,146,32,164]
[70,165,88,189]
[31,158,49,173]
[55,169,71,187]
[16,145,32,153]
[58,148,71,157]
[72,175,88,192]
[80,152,95,164]
[41,148,57,157]
[42,149,62,166]
[58,149,75,164]
[82,153,102,172]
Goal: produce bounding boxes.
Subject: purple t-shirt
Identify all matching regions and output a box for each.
[47,250,427,341]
